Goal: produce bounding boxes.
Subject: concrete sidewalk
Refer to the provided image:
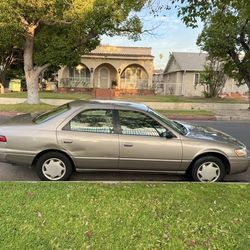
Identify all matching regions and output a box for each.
[0,97,250,121]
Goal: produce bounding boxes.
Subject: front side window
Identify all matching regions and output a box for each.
[68,109,114,134]
[119,111,166,137]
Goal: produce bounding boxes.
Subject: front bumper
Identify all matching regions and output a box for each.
[229,155,250,174]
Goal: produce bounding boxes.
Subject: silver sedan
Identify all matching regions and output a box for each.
[0,100,249,182]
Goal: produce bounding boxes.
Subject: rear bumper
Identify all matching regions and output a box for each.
[0,152,7,163]
[0,150,34,166]
[229,156,250,174]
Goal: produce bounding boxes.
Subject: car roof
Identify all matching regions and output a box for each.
[68,100,149,112]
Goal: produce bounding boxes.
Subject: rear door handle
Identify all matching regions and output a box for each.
[63,139,73,144]
[123,143,133,147]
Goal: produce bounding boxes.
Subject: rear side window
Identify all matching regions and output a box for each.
[34,104,69,124]
[68,109,114,134]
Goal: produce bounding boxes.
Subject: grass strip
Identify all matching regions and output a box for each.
[0,103,214,117]
[0,183,249,249]
[0,92,247,103]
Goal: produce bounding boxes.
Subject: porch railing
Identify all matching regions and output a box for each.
[120,79,149,89]
[59,77,92,88]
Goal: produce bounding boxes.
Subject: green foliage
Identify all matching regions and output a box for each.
[199,58,227,98]
[173,0,250,106]
[0,0,147,68]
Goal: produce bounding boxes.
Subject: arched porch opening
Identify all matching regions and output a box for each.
[120,64,149,89]
[61,63,91,88]
[93,63,117,89]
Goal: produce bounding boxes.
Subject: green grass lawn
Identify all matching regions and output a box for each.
[116,95,247,103]
[0,183,249,249]
[159,109,215,117]
[0,91,247,103]
[0,103,55,113]
[0,103,215,117]
[0,91,92,100]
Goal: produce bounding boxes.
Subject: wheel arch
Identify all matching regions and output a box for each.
[187,152,231,174]
[32,149,76,171]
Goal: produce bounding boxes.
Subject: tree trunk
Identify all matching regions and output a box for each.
[0,70,7,87]
[23,25,50,104]
[23,25,41,104]
[26,70,40,104]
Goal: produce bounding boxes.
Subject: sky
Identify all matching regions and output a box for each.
[101,4,203,70]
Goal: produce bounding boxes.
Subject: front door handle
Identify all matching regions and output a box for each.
[123,143,133,147]
[63,139,73,144]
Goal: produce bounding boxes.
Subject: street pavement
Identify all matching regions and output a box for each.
[0,118,249,182]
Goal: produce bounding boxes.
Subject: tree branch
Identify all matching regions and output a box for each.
[36,63,50,74]
[238,19,249,51]
[75,32,98,49]
[41,20,73,26]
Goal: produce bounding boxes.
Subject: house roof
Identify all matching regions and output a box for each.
[164,52,208,73]
[87,45,153,58]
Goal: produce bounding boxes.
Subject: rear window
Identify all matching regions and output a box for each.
[33,104,70,124]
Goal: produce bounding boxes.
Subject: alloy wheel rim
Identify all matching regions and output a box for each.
[197,162,221,182]
[42,158,66,181]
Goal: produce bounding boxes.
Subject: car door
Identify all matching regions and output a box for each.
[117,110,182,171]
[57,109,119,170]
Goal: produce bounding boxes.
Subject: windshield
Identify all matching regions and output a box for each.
[33,104,70,124]
[148,109,187,135]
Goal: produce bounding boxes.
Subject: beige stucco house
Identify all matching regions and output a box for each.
[158,52,248,98]
[57,45,154,96]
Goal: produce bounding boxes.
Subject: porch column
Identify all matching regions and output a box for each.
[117,72,121,88]
[90,69,94,88]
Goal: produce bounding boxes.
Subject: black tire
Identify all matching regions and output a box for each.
[191,156,226,182]
[35,152,73,181]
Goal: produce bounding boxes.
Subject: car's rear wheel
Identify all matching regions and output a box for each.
[191,156,226,182]
[35,152,73,181]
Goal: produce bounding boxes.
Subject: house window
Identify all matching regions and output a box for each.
[194,73,200,85]
[69,64,90,79]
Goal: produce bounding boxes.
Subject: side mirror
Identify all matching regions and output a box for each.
[160,130,174,139]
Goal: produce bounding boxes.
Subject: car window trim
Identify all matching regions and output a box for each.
[116,109,170,137]
[62,108,118,135]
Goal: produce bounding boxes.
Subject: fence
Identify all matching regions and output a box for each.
[59,77,92,88]
[155,82,183,96]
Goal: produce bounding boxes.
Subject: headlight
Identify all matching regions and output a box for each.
[235,148,247,157]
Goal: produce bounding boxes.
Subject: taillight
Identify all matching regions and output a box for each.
[0,136,7,142]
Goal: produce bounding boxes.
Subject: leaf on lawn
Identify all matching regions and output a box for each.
[84,230,93,239]
[37,211,43,218]
[26,192,35,197]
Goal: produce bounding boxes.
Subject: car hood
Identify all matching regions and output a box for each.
[179,121,245,148]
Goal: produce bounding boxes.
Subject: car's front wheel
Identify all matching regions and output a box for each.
[191,156,226,182]
[35,152,73,181]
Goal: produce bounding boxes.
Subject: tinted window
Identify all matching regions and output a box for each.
[34,104,69,124]
[69,109,114,134]
[119,111,165,137]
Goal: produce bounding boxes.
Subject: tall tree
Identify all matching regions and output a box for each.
[0,0,148,104]
[174,0,250,108]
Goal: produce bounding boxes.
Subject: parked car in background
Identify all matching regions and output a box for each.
[0,100,249,181]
